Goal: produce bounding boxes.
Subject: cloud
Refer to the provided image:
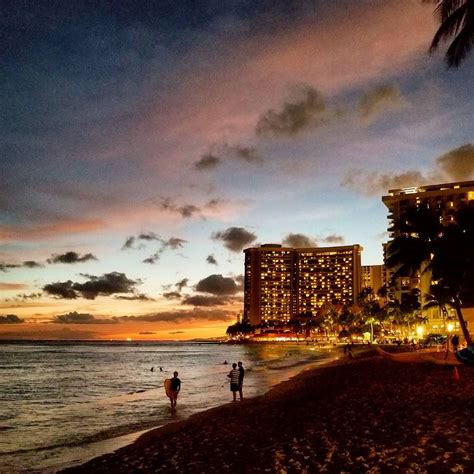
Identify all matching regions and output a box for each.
[195,153,221,170]
[436,144,474,181]
[43,281,78,299]
[52,311,117,324]
[114,293,155,302]
[123,231,187,264]
[122,236,136,250]
[342,170,427,196]
[0,261,44,272]
[117,308,233,323]
[256,84,328,137]
[162,291,182,300]
[138,331,157,335]
[231,146,263,164]
[169,331,185,334]
[0,283,29,291]
[181,295,233,306]
[23,261,44,268]
[358,84,404,123]
[176,278,189,291]
[207,254,218,265]
[43,272,140,300]
[211,226,257,252]
[194,145,263,171]
[7,292,43,302]
[195,274,239,295]
[158,197,201,219]
[47,251,98,264]
[0,314,24,324]
[282,233,317,248]
[321,234,345,245]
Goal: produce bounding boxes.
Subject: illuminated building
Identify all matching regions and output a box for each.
[243,244,362,325]
[382,180,474,320]
[361,265,387,296]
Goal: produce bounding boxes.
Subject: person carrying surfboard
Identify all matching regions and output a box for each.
[166,371,181,410]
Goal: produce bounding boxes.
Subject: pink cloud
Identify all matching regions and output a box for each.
[0,283,29,290]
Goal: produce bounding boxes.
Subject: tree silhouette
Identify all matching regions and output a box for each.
[429,0,474,67]
[387,203,473,345]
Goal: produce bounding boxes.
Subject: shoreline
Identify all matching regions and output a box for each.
[63,348,474,473]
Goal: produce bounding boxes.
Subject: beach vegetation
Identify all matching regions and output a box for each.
[386,203,474,345]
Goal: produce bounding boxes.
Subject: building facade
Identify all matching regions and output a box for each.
[243,244,362,325]
[361,264,387,296]
[382,180,474,321]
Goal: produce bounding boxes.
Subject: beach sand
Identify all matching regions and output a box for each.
[63,351,474,473]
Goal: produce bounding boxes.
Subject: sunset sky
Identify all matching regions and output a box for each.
[1,0,473,340]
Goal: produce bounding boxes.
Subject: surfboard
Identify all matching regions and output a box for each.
[164,378,172,397]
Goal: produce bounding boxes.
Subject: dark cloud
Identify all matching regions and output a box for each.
[176,278,189,291]
[0,261,44,271]
[115,293,155,302]
[358,84,403,123]
[436,144,474,181]
[52,311,117,324]
[122,236,136,250]
[165,237,187,250]
[181,295,233,306]
[116,308,233,323]
[143,252,162,264]
[195,153,221,170]
[0,314,24,324]
[169,331,185,334]
[321,234,345,245]
[138,331,157,335]
[282,233,317,248]
[234,274,244,291]
[195,274,239,295]
[158,197,201,219]
[231,146,263,164]
[207,254,218,265]
[256,84,328,137]
[23,261,44,268]
[47,251,98,264]
[163,291,182,300]
[9,292,42,302]
[211,226,257,252]
[138,232,160,241]
[43,281,78,299]
[43,272,140,300]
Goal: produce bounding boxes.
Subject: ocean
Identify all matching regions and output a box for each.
[0,341,339,472]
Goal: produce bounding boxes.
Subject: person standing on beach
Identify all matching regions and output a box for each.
[237,361,244,401]
[169,371,181,410]
[227,363,240,402]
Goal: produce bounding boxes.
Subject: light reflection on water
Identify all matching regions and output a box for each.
[0,341,338,471]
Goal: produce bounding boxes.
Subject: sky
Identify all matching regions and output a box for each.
[1,0,473,340]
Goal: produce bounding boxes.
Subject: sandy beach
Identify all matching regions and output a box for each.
[63,350,474,473]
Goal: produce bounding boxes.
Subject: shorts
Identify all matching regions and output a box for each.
[230,383,239,392]
[169,390,179,400]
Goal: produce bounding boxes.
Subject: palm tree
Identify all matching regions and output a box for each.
[387,203,473,345]
[423,284,453,319]
[429,0,474,67]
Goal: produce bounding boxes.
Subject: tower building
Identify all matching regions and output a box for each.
[244,244,362,326]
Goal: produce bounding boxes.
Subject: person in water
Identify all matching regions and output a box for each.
[237,361,244,401]
[227,363,240,402]
[169,371,181,410]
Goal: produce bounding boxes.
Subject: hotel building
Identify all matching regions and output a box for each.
[361,264,387,296]
[382,180,474,322]
[243,244,362,326]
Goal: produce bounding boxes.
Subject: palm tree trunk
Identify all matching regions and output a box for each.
[453,296,472,346]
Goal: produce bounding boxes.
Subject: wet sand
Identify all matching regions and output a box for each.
[63,350,474,473]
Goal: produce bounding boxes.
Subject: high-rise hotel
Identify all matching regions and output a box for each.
[382,180,474,312]
[243,244,362,325]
